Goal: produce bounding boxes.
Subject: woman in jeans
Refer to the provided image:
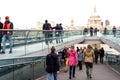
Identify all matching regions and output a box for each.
[67,45,78,79]
[83,45,95,78]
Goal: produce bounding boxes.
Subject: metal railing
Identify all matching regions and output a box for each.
[105,51,120,73]
[0,29,84,80]
[0,29,84,57]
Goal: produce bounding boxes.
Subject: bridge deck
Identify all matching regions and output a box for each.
[41,64,120,80]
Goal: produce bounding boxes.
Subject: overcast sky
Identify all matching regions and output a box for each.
[0,0,120,29]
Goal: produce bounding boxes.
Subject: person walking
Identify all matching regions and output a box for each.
[59,23,63,42]
[0,17,3,53]
[53,24,60,44]
[99,47,105,64]
[94,28,97,35]
[67,44,78,79]
[46,46,60,80]
[42,20,52,45]
[90,27,93,37]
[112,26,116,37]
[104,27,107,35]
[94,47,99,64]
[2,16,14,54]
[77,47,83,70]
[62,46,68,72]
[83,45,95,78]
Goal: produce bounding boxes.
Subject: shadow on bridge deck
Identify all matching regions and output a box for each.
[40,64,120,80]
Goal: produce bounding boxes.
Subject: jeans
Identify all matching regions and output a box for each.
[2,35,13,52]
[69,66,76,79]
[78,61,82,70]
[85,62,93,76]
[46,72,58,80]
[0,37,2,51]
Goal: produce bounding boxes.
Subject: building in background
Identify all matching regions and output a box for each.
[105,19,110,26]
[87,5,102,30]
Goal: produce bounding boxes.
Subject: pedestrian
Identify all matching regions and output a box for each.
[76,46,80,53]
[46,46,60,80]
[2,16,14,54]
[104,27,107,35]
[83,45,95,78]
[112,26,116,37]
[62,46,68,72]
[94,47,99,64]
[0,17,3,53]
[94,28,97,35]
[42,20,52,45]
[67,44,78,79]
[90,27,93,37]
[53,24,60,43]
[77,47,83,70]
[59,23,63,42]
[99,47,105,64]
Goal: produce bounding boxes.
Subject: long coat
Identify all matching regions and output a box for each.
[67,50,78,66]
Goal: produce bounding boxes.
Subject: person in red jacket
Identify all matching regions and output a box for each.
[2,16,14,54]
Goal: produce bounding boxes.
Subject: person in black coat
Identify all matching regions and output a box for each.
[0,17,3,52]
[94,48,99,64]
[46,46,60,80]
[99,47,105,64]
[42,20,52,45]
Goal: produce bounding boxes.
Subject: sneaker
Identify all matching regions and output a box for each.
[89,75,92,78]
[69,77,71,79]
[73,75,75,78]
[9,51,12,54]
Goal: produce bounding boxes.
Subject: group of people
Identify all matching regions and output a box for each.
[42,20,63,45]
[83,27,98,36]
[94,47,105,64]
[0,16,14,54]
[46,44,105,80]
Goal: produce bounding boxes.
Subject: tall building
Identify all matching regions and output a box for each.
[105,19,110,26]
[36,21,43,30]
[87,5,102,29]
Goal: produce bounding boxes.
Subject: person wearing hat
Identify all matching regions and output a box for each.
[2,16,14,54]
[0,17,3,53]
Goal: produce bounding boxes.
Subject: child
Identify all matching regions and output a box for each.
[78,47,83,70]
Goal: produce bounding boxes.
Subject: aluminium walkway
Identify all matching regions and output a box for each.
[39,64,120,80]
[38,36,120,80]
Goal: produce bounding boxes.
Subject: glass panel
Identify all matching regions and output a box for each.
[105,52,120,73]
[0,29,85,80]
[0,59,13,66]
[0,65,14,80]
[13,30,26,56]
[13,63,34,80]
[34,60,46,79]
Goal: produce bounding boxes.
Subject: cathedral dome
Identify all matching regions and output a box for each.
[87,5,102,29]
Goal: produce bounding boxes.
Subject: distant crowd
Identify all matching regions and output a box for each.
[83,26,117,37]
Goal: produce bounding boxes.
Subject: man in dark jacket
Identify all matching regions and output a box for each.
[46,46,59,80]
[0,17,3,52]
[99,47,105,64]
[94,48,99,64]
[42,20,52,45]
